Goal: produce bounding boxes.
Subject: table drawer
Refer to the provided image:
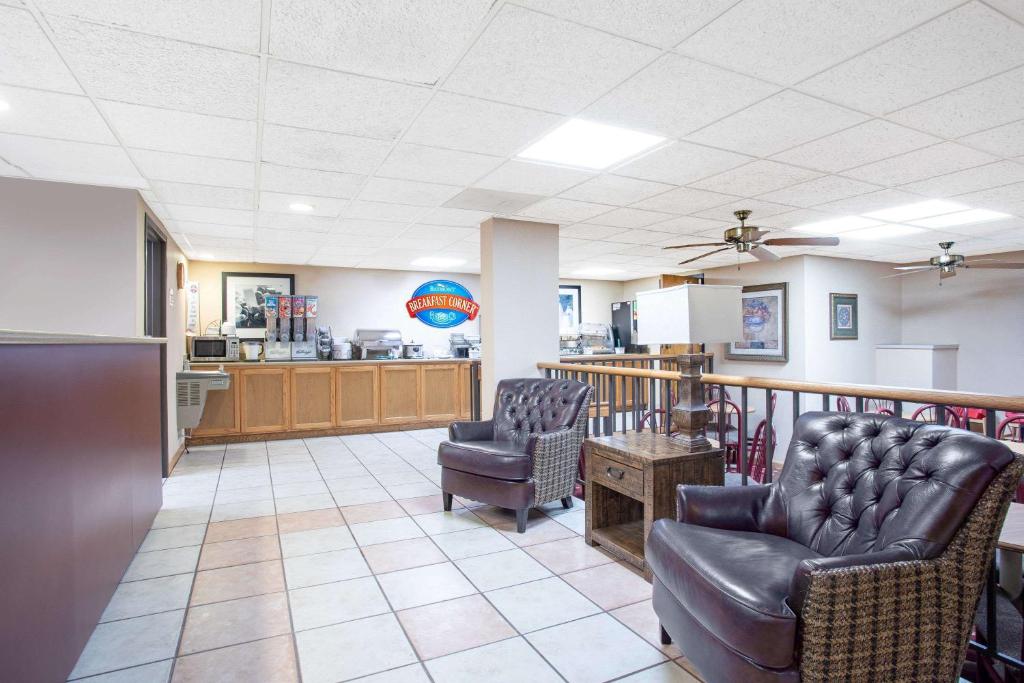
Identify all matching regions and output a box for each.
[589,451,643,497]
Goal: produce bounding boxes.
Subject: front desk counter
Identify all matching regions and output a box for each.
[188,358,477,445]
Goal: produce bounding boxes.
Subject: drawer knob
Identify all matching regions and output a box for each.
[606,466,625,480]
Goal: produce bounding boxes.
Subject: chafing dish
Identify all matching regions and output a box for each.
[353,329,403,360]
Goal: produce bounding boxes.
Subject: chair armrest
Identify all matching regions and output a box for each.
[788,546,918,615]
[448,420,493,442]
[676,484,772,532]
[527,426,578,501]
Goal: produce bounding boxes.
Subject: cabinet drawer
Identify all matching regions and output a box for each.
[589,451,643,498]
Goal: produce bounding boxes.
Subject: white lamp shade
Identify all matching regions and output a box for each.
[636,284,742,344]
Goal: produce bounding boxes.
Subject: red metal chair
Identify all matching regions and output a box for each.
[836,396,851,412]
[999,414,1024,442]
[910,404,964,428]
[746,418,777,484]
[866,398,896,415]
[708,399,743,471]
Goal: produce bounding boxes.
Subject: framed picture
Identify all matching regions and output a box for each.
[558,285,582,334]
[830,292,858,340]
[726,282,788,362]
[222,272,295,339]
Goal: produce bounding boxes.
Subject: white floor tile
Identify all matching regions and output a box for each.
[289,576,390,631]
[424,636,562,683]
[377,562,477,610]
[280,525,356,558]
[350,517,425,546]
[122,546,200,582]
[69,610,184,679]
[430,527,516,560]
[486,576,601,633]
[283,548,371,589]
[138,524,207,552]
[455,548,552,591]
[295,613,417,683]
[100,574,193,622]
[412,509,487,535]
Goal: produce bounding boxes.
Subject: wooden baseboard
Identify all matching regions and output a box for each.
[186,420,454,446]
[168,440,187,473]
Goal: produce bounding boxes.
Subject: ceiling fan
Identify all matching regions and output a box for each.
[662,210,840,265]
[886,241,1024,282]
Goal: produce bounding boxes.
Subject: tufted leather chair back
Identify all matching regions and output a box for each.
[491,378,592,447]
[764,412,1014,560]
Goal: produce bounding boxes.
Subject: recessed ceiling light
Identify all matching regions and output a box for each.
[793,216,880,234]
[571,266,625,277]
[864,199,967,222]
[844,224,925,240]
[517,118,666,170]
[289,202,315,212]
[0,100,10,113]
[411,256,466,268]
[909,208,1011,228]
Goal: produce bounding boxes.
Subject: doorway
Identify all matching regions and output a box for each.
[144,216,169,475]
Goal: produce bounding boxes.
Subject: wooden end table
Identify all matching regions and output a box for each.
[584,432,724,579]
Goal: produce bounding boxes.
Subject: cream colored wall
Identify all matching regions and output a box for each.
[558,278,625,325]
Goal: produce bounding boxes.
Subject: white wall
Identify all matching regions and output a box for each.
[559,278,624,325]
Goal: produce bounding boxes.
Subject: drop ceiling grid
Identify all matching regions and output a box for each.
[0,0,1019,277]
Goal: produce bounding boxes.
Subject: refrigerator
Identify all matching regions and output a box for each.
[610,300,648,353]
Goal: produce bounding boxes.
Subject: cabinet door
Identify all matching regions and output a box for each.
[458,363,472,418]
[379,365,421,424]
[421,364,459,421]
[241,368,290,433]
[192,368,240,436]
[291,367,335,430]
[336,365,379,427]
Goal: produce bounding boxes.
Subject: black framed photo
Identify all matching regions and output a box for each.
[558,284,582,334]
[222,272,295,339]
[830,292,858,340]
[726,282,788,362]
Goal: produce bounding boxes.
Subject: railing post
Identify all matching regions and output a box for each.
[608,376,617,435]
[986,409,997,438]
[855,396,864,412]
[935,403,947,425]
[740,386,748,486]
[792,391,800,428]
[822,393,830,411]
[765,389,774,484]
[717,385,726,459]
[894,400,903,418]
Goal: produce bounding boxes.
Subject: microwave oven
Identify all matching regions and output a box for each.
[190,335,240,362]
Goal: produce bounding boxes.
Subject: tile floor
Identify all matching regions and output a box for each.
[69,429,702,683]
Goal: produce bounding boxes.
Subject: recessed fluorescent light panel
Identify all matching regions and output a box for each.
[518,118,665,170]
[411,256,466,268]
[864,199,967,223]
[289,202,315,212]
[844,224,925,240]
[793,216,880,234]
[909,208,1011,228]
[571,266,625,277]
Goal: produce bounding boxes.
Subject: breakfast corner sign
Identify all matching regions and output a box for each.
[406,280,479,329]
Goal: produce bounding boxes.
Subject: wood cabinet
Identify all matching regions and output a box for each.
[379,364,421,424]
[291,366,335,430]
[421,364,460,421]
[458,362,473,419]
[192,367,241,436]
[336,365,379,427]
[241,368,290,433]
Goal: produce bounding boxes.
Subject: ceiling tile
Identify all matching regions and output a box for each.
[939,215,1024,239]
[36,0,261,52]
[954,182,1024,216]
[308,255,366,268]
[168,221,254,240]
[402,92,563,157]
[799,3,1024,114]
[646,215,725,235]
[397,224,475,245]
[757,175,882,208]
[812,188,926,215]
[150,180,253,210]
[959,120,1024,159]
[520,198,613,222]
[358,177,462,207]
[677,0,961,84]
[329,222,404,240]
[692,160,821,196]
[47,16,259,118]
[376,143,502,186]
[270,0,492,85]
[256,211,336,232]
[261,124,392,175]
[132,149,254,188]
[692,197,796,220]
[444,4,659,114]
[418,207,492,227]
[475,160,595,196]
[986,0,1024,23]
[612,141,752,186]
[560,174,674,205]
[0,85,115,144]
[0,134,144,187]
[842,142,998,186]
[264,60,431,140]
[342,200,426,223]
[590,207,675,228]
[584,54,779,138]
[603,228,676,244]
[887,66,1024,138]
[259,163,364,199]
[258,191,347,217]
[771,119,939,173]
[631,185,736,214]
[101,101,256,160]
[559,224,628,240]
[255,227,327,246]
[165,204,252,226]
[686,91,869,156]
[901,160,1024,197]
[0,7,81,93]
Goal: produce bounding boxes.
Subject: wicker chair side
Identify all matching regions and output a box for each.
[797,455,1023,683]
[532,387,593,505]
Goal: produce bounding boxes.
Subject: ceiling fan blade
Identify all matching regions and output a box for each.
[882,268,936,279]
[751,246,780,262]
[661,241,728,250]
[965,262,1024,269]
[893,265,935,271]
[763,236,840,246]
[940,269,956,279]
[678,246,734,266]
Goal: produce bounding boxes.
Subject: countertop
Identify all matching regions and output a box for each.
[0,329,167,345]
[191,357,478,367]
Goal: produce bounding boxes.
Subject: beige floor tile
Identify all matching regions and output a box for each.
[611,599,683,658]
[617,661,701,682]
[398,594,515,659]
[172,634,298,682]
[350,516,425,546]
[496,516,578,547]
[280,525,355,558]
[397,494,462,516]
[485,576,601,633]
[100,574,193,622]
[283,548,371,589]
[204,515,278,543]
[179,592,292,655]
[524,536,615,574]
[362,536,448,574]
[69,610,185,679]
[455,548,552,591]
[289,576,389,631]
[276,508,343,534]
[190,560,285,605]
[430,527,516,560]
[340,500,408,524]
[377,562,477,610]
[562,562,653,610]
[295,613,417,683]
[424,636,562,683]
[198,535,281,570]
[123,546,200,582]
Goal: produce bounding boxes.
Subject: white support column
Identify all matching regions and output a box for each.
[479,217,560,416]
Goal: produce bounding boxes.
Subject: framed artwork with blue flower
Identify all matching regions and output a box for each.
[830,292,858,340]
[726,282,788,362]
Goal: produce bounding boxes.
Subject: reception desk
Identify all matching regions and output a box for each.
[188,358,479,444]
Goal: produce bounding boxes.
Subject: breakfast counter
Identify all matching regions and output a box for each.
[188,358,479,444]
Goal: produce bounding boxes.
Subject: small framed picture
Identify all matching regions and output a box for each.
[830,292,858,340]
[558,284,582,334]
[726,282,788,362]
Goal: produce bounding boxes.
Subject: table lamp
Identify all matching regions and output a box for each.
[636,284,743,452]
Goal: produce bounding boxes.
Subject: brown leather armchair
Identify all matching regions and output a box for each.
[647,411,1022,683]
[438,378,593,532]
